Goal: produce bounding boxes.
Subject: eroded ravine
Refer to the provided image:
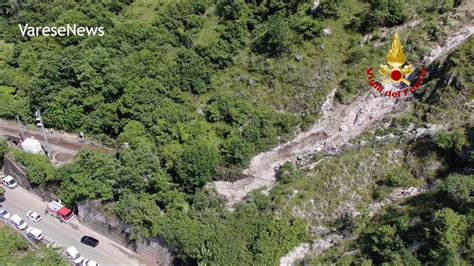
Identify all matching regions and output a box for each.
[211,24,474,207]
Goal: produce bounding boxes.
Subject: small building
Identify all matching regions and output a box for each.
[20,137,44,154]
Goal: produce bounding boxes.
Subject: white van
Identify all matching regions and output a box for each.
[2,175,18,189]
[27,227,43,241]
[10,214,27,230]
[66,246,83,264]
[82,259,99,266]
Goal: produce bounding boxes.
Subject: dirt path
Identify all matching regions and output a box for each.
[211,24,474,207]
[0,119,115,166]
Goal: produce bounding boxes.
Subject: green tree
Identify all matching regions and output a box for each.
[314,0,342,19]
[221,135,253,165]
[174,143,221,192]
[13,151,56,185]
[428,208,468,260]
[216,0,243,20]
[254,14,294,56]
[58,150,118,206]
[351,0,410,32]
[368,225,405,263]
[115,192,162,239]
[175,49,213,94]
[444,174,474,210]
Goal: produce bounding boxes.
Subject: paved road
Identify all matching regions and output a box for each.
[1,182,147,266]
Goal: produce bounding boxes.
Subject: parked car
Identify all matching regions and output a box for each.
[66,246,83,264]
[26,211,42,223]
[2,175,17,189]
[0,209,10,219]
[27,227,43,241]
[82,259,99,266]
[80,236,99,247]
[10,214,27,230]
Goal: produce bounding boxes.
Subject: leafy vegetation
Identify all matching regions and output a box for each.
[307,128,473,265]
[0,224,67,265]
[0,0,472,264]
[350,0,410,33]
[13,150,56,185]
[306,50,474,264]
[0,139,6,165]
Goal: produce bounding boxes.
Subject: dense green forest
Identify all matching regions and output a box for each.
[0,0,472,264]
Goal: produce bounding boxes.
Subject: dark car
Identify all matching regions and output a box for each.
[81,236,99,247]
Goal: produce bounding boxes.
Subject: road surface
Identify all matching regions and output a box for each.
[1,180,149,266]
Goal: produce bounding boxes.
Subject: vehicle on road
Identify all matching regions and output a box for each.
[46,200,73,223]
[10,214,27,230]
[82,259,99,266]
[66,246,83,264]
[27,227,43,241]
[2,175,18,189]
[0,186,5,199]
[0,209,10,219]
[26,210,42,223]
[81,236,99,247]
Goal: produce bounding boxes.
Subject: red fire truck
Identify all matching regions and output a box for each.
[46,200,73,223]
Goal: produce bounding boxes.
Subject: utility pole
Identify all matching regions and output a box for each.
[16,115,26,134]
[35,109,52,159]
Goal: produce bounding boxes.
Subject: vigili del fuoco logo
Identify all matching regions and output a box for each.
[367,33,426,98]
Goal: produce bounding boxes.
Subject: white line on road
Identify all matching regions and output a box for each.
[1,183,146,265]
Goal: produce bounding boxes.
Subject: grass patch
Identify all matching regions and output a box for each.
[0,86,15,94]
[268,141,428,228]
[122,0,165,24]
[0,40,13,64]
[194,13,221,47]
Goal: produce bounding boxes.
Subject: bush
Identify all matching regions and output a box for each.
[291,12,322,40]
[433,129,468,152]
[335,78,361,103]
[0,139,6,165]
[443,174,474,211]
[13,151,56,185]
[351,0,410,33]
[254,14,294,56]
[216,0,244,20]
[384,167,421,188]
[276,163,300,184]
[173,143,221,192]
[314,0,342,19]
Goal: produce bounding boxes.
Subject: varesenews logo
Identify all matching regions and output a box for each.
[19,24,105,37]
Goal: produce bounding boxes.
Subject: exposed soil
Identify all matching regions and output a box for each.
[213,87,404,206]
[211,23,474,207]
[0,119,115,166]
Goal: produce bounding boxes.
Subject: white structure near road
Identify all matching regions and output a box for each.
[20,137,44,154]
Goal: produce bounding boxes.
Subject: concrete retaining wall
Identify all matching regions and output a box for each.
[3,155,175,265]
[3,155,56,202]
[76,201,175,266]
